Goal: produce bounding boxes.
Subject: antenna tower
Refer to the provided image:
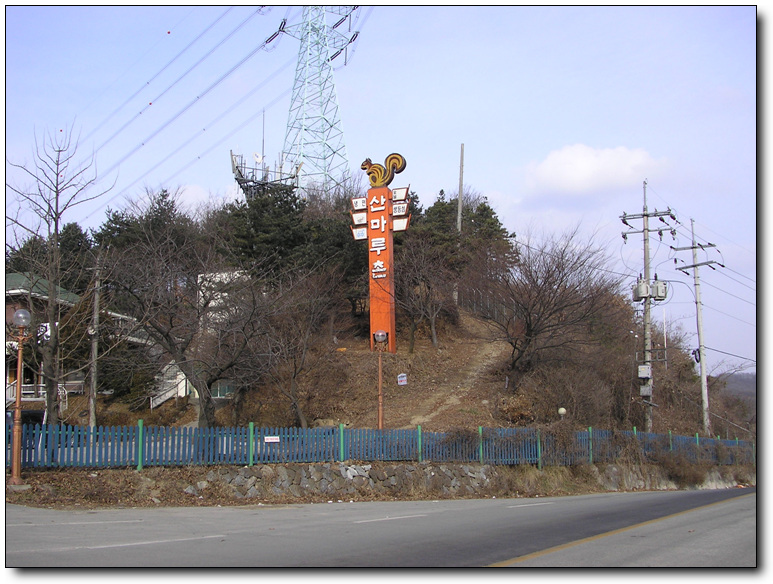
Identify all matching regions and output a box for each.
[281,6,359,196]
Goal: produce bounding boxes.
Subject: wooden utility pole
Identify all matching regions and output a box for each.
[453,144,465,305]
[457,143,464,232]
[88,254,102,429]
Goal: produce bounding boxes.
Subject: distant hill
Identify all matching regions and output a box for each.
[721,372,756,400]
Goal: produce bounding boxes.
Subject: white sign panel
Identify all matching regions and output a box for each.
[392,187,409,201]
[264,436,280,443]
[392,217,410,232]
[397,373,407,386]
[352,211,367,225]
[392,202,408,217]
[352,197,367,211]
[351,226,368,240]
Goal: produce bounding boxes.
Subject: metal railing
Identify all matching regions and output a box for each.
[6,382,84,402]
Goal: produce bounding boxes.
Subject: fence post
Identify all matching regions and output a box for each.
[633,426,637,438]
[734,437,739,466]
[479,426,484,464]
[248,422,254,467]
[338,423,345,462]
[588,426,593,465]
[417,425,422,463]
[669,430,673,451]
[536,429,542,470]
[136,420,144,472]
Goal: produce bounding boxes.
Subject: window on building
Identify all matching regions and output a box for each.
[211,379,235,398]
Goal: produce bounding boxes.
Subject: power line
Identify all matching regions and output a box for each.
[84,7,235,145]
[99,15,290,182]
[160,88,293,188]
[76,7,197,124]
[515,238,631,280]
[700,280,755,306]
[722,265,756,284]
[702,304,756,327]
[644,184,756,258]
[715,268,756,292]
[90,87,294,220]
[704,346,756,363]
[80,58,296,223]
[94,7,264,154]
[693,218,756,257]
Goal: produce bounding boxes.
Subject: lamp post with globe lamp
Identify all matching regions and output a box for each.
[373,330,388,430]
[9,308,31,485]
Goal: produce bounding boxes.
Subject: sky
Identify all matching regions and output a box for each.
[4,5,758,382]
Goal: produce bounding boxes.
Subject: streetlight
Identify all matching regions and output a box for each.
[558,407,566,421]
[9,308,31,485]
[373,330,388,430]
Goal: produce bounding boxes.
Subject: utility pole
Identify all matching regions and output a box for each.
[453,143,464,305]
[621,180,675,433]
[457,143,464,233]
[672,219,717,435]
[88,253,102,429]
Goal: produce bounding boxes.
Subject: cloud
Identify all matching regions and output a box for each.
[523,144,667,198]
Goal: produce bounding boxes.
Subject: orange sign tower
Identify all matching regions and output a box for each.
[351,153,411,353]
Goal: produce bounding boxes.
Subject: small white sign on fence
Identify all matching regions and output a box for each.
[264,436,280,443]
[397,373,408,386]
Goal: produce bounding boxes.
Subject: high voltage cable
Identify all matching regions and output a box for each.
[700,280,755,306]
[644,184,755,258]
[704,346,756,363]
[702,304,756,328]
[713,270,756,293]
[84,6,235,144]
[81,60,295,222]
[160,88,293,188]
[723,265,756,284]
[724,266,757,292]
[76,7,197,124]
[81,6,297,222]
[99,15,292,182]
[94,7,265,155]
[693,218,756,257]
[514,238,632,280]
[644,193,756,301]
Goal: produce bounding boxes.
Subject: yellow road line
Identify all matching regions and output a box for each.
[488,492,754,567]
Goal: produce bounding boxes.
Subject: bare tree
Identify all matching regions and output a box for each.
[6,126,112,424]
[100,190,276,428]
[468,226,623,376]
[260,266,340,428]
[395,232,456,351]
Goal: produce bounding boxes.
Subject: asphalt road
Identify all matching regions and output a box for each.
[5,487,755,567]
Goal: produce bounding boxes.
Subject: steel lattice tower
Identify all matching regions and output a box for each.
[281,6,359,195]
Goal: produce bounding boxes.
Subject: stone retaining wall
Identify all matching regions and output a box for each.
[185,461,754,501]
[196,462,493,500]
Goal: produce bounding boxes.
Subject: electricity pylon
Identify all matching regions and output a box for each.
[281,6,360,196]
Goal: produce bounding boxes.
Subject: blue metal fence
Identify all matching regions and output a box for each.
[5,421,756,470]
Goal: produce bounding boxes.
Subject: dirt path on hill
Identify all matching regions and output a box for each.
[401,314,511,429]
